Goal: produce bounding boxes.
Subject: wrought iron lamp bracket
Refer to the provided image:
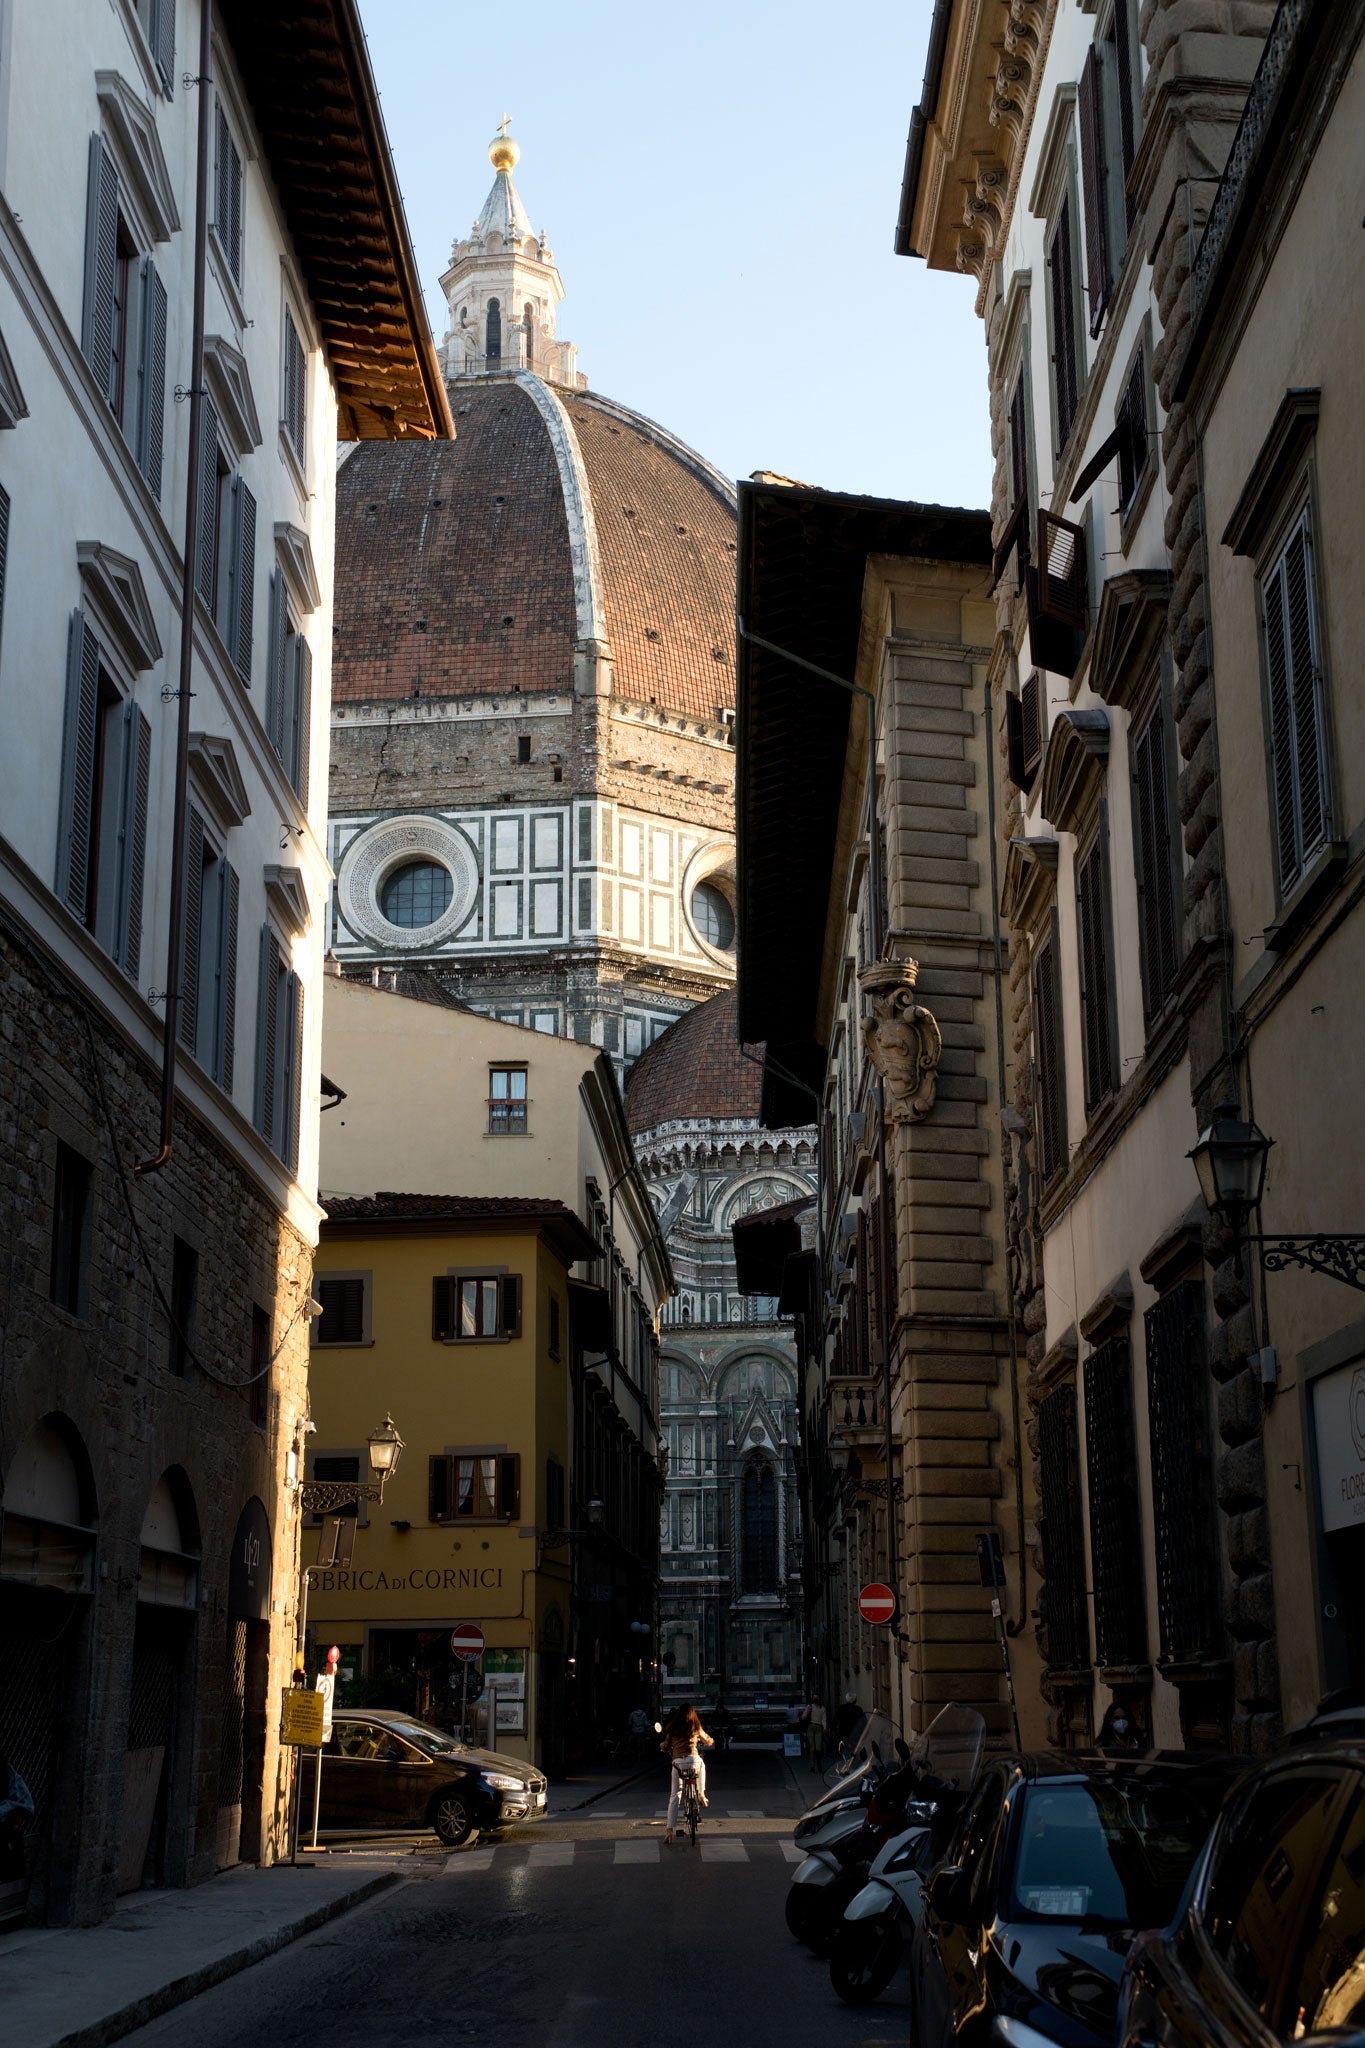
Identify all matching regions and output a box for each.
[1251,1234,1365,1292]
[856,1477,905,1503]
[298,1480,383,1514]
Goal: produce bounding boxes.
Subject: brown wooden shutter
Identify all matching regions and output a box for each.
[1050,198,1079,449]
[57,612,101,919]
[1078,47,1110,337]
[432,1277,455,1340]
[1020,673,1043,781]
[120,704,151,982]
[1076,831,1117,1111]
[1132,704,1179,1022]
[1009,375,1029,510]
[498,1455,520,1519]
[220,861,239,1092]
[1113,0,1137,212]
[179,806,205,1051]
[137,259,168,499]
[429,1455,452,1523]
[500,1274,522,1337]
[254,925,280,1139]
[83,136,119,403]
[1038,509,1088,628]
[231,479,256,683]
[196,394,220,610]
[1032,931,1067,1181]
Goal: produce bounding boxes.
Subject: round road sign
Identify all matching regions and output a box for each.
[858,1582,896,1626]
[450,1622,486,1663]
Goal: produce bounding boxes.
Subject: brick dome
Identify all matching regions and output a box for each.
[625,989,763,1134]
[332,379,737,719]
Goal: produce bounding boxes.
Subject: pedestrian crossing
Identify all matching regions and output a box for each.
[440,1835,798,1875]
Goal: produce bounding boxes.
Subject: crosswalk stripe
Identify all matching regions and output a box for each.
[614,1839,660,1864]
[780,1840,803,1863]
[442,1847,496,1874]
[699,1838,748,1862]
[527,1842,575,1866]
[724,1808,763,1817]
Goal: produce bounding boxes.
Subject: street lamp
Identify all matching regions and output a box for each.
[297,1413,406,1514]
[1188,1105,1365,1291]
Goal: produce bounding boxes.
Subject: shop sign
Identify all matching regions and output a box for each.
[1313,1361,1365,1533]
[307,1565,504,1595]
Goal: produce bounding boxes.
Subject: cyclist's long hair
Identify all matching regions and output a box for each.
[667,1704,702,1741]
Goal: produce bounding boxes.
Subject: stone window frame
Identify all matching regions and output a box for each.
[311,1269,373,1348]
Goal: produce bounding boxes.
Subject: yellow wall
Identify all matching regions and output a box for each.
[306,1223,573,1766]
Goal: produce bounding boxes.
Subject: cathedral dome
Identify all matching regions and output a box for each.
[625,989,763,1134]
[332,381,737,720]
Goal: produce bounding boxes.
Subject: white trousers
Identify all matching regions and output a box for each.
[666,1755,707,1828]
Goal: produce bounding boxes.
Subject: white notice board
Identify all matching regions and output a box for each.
[1312,1360,1365,1533]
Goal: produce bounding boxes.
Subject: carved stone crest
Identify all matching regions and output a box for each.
[859,958,943,1125]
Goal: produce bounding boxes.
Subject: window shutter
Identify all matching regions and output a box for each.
[266,571,287,758]
[1284,515,1326,866]
[1116,349,1148,510]
[254,924,279,1139]
[57,612,101,918]
[0,482,10,663]
[1113,0,1137,210]
[218,860,239,1091]
[284,309,305,455]
[1050,198,1078,449]
[1033,932,1067,1181]
[429,1455,452,1523]
[286,970,305,1173]
[432,1276,455,1340]
[1077,833,1117,1110]
[119,704,151,981]
[1008,376,1029,511]
[136,259,168,500]
[179,805,205,1050]
[152,0,176,94]
[195,393,220,609]
[500,1274,522,1337]
[214,105,242,281]
[83,136,120,403]
[231,478,256,682]
[292,634,312,804]
[1078,48,1109,336]
[498,1455,520,1520]
[1020,672,1043,782]
[1132,705,1179,1022]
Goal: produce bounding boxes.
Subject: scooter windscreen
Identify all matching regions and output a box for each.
[908,1703,984,1791]
[816,1711,904,1806]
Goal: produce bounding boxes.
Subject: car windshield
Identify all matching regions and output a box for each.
[375,1718,463,1756]
[1009,1775,1228,1930]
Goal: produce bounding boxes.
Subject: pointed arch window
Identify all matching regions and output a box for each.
[485,298,501,362]
[522,304,534,369]
[741,1460,778,1593]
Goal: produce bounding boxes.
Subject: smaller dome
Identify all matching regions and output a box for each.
[625,990,763,1134]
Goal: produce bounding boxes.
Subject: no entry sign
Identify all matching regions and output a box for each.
[858,1582,896,1626]
[450,1622,486,1663]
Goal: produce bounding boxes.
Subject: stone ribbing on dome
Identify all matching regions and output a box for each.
[624,990,762,1135]
[565,393,739,720]
[331,385,577,703]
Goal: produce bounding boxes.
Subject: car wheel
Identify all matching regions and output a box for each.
[830,1915,901,2005]
[431,1789,477,1848]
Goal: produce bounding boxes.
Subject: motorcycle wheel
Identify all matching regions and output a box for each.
[809,1872,863,1955]
[830,1915,901,2005]
[785,1881,827,1946]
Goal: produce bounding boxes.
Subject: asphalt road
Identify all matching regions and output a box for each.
[120,1749,909,2048]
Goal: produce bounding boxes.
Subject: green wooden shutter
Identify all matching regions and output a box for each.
[83,136,119,403]
[265,570,287,757]
[0,481,9,659]
[285,970,305,1172]
[230,478,256,682]
[220,860,239,1092]
[179,806,205,1051]
[1284,514,1326,865]
[254,924,279,1140]
[196,393,220,610]
[57,612,101,918]
[292,633,312,802]
[1078,48,1109,336]
[151,0,175,94]
[119,704,151,981]
[137,259,168,499]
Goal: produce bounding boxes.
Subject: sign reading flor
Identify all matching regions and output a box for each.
[1313,1361,1365,1533]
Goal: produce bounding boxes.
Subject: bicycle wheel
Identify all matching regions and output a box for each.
[687,1785,699,1845]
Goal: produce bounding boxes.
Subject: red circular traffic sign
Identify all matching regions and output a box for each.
[858,1582,896,1626]
[450,1623,486,1663]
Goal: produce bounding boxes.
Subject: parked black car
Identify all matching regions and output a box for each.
[298,1709,547,1847]
[1118,1722,1365,2048]
[912,1751,1244,2048]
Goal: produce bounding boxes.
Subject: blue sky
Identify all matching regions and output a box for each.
[357,0,992,508]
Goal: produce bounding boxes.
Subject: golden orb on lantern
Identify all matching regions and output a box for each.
[488,114,519,173]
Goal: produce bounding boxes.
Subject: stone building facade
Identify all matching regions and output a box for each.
[624,992,813,1722]
[327,131,742,1073]
[899,0,1363,1749]
[0,2,445,1922]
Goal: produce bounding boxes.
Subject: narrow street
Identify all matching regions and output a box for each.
[118,1753,896,2048]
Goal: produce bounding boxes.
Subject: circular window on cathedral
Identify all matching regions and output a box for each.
[380,860,454,930]
[691,881,735,953]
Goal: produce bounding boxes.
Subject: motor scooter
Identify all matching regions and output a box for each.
[785,1733,914,1950]
[825,1702,985,2003]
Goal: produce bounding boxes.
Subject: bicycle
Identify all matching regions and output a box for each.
[676,1758,703,1845]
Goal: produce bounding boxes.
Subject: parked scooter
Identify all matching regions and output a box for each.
[826,1703,985,2004]
[785,1731,913,1949]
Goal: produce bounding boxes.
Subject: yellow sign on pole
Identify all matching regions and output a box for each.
[280,1687,326,1748]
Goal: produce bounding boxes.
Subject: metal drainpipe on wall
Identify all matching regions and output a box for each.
[137,0,215,1176]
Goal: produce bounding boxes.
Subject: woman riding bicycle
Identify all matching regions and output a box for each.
[660,1703,714,1845]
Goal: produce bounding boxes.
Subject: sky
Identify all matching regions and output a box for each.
[356,0,992,509]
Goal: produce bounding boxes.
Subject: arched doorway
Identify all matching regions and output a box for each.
[216,1498,271,1869]
[120,1471,199,1892]
[0,1416,97,1923]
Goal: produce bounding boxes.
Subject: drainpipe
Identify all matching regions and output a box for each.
[982,667,1030,1634]
[138,0,214,1176]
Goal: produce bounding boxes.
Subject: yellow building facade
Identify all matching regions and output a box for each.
[307,1198,598,1771]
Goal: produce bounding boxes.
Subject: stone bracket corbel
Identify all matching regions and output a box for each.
[858,958,943,1125]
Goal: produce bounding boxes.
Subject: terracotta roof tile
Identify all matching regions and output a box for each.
[624,989,763,1133]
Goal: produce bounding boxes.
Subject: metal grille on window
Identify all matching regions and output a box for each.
[1145,1282,1219,1661]
[216,1619,247,1842]
[1038,1384,1090,1670]
[0,1611,67,1877]
[1083,1335,1148,1667]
